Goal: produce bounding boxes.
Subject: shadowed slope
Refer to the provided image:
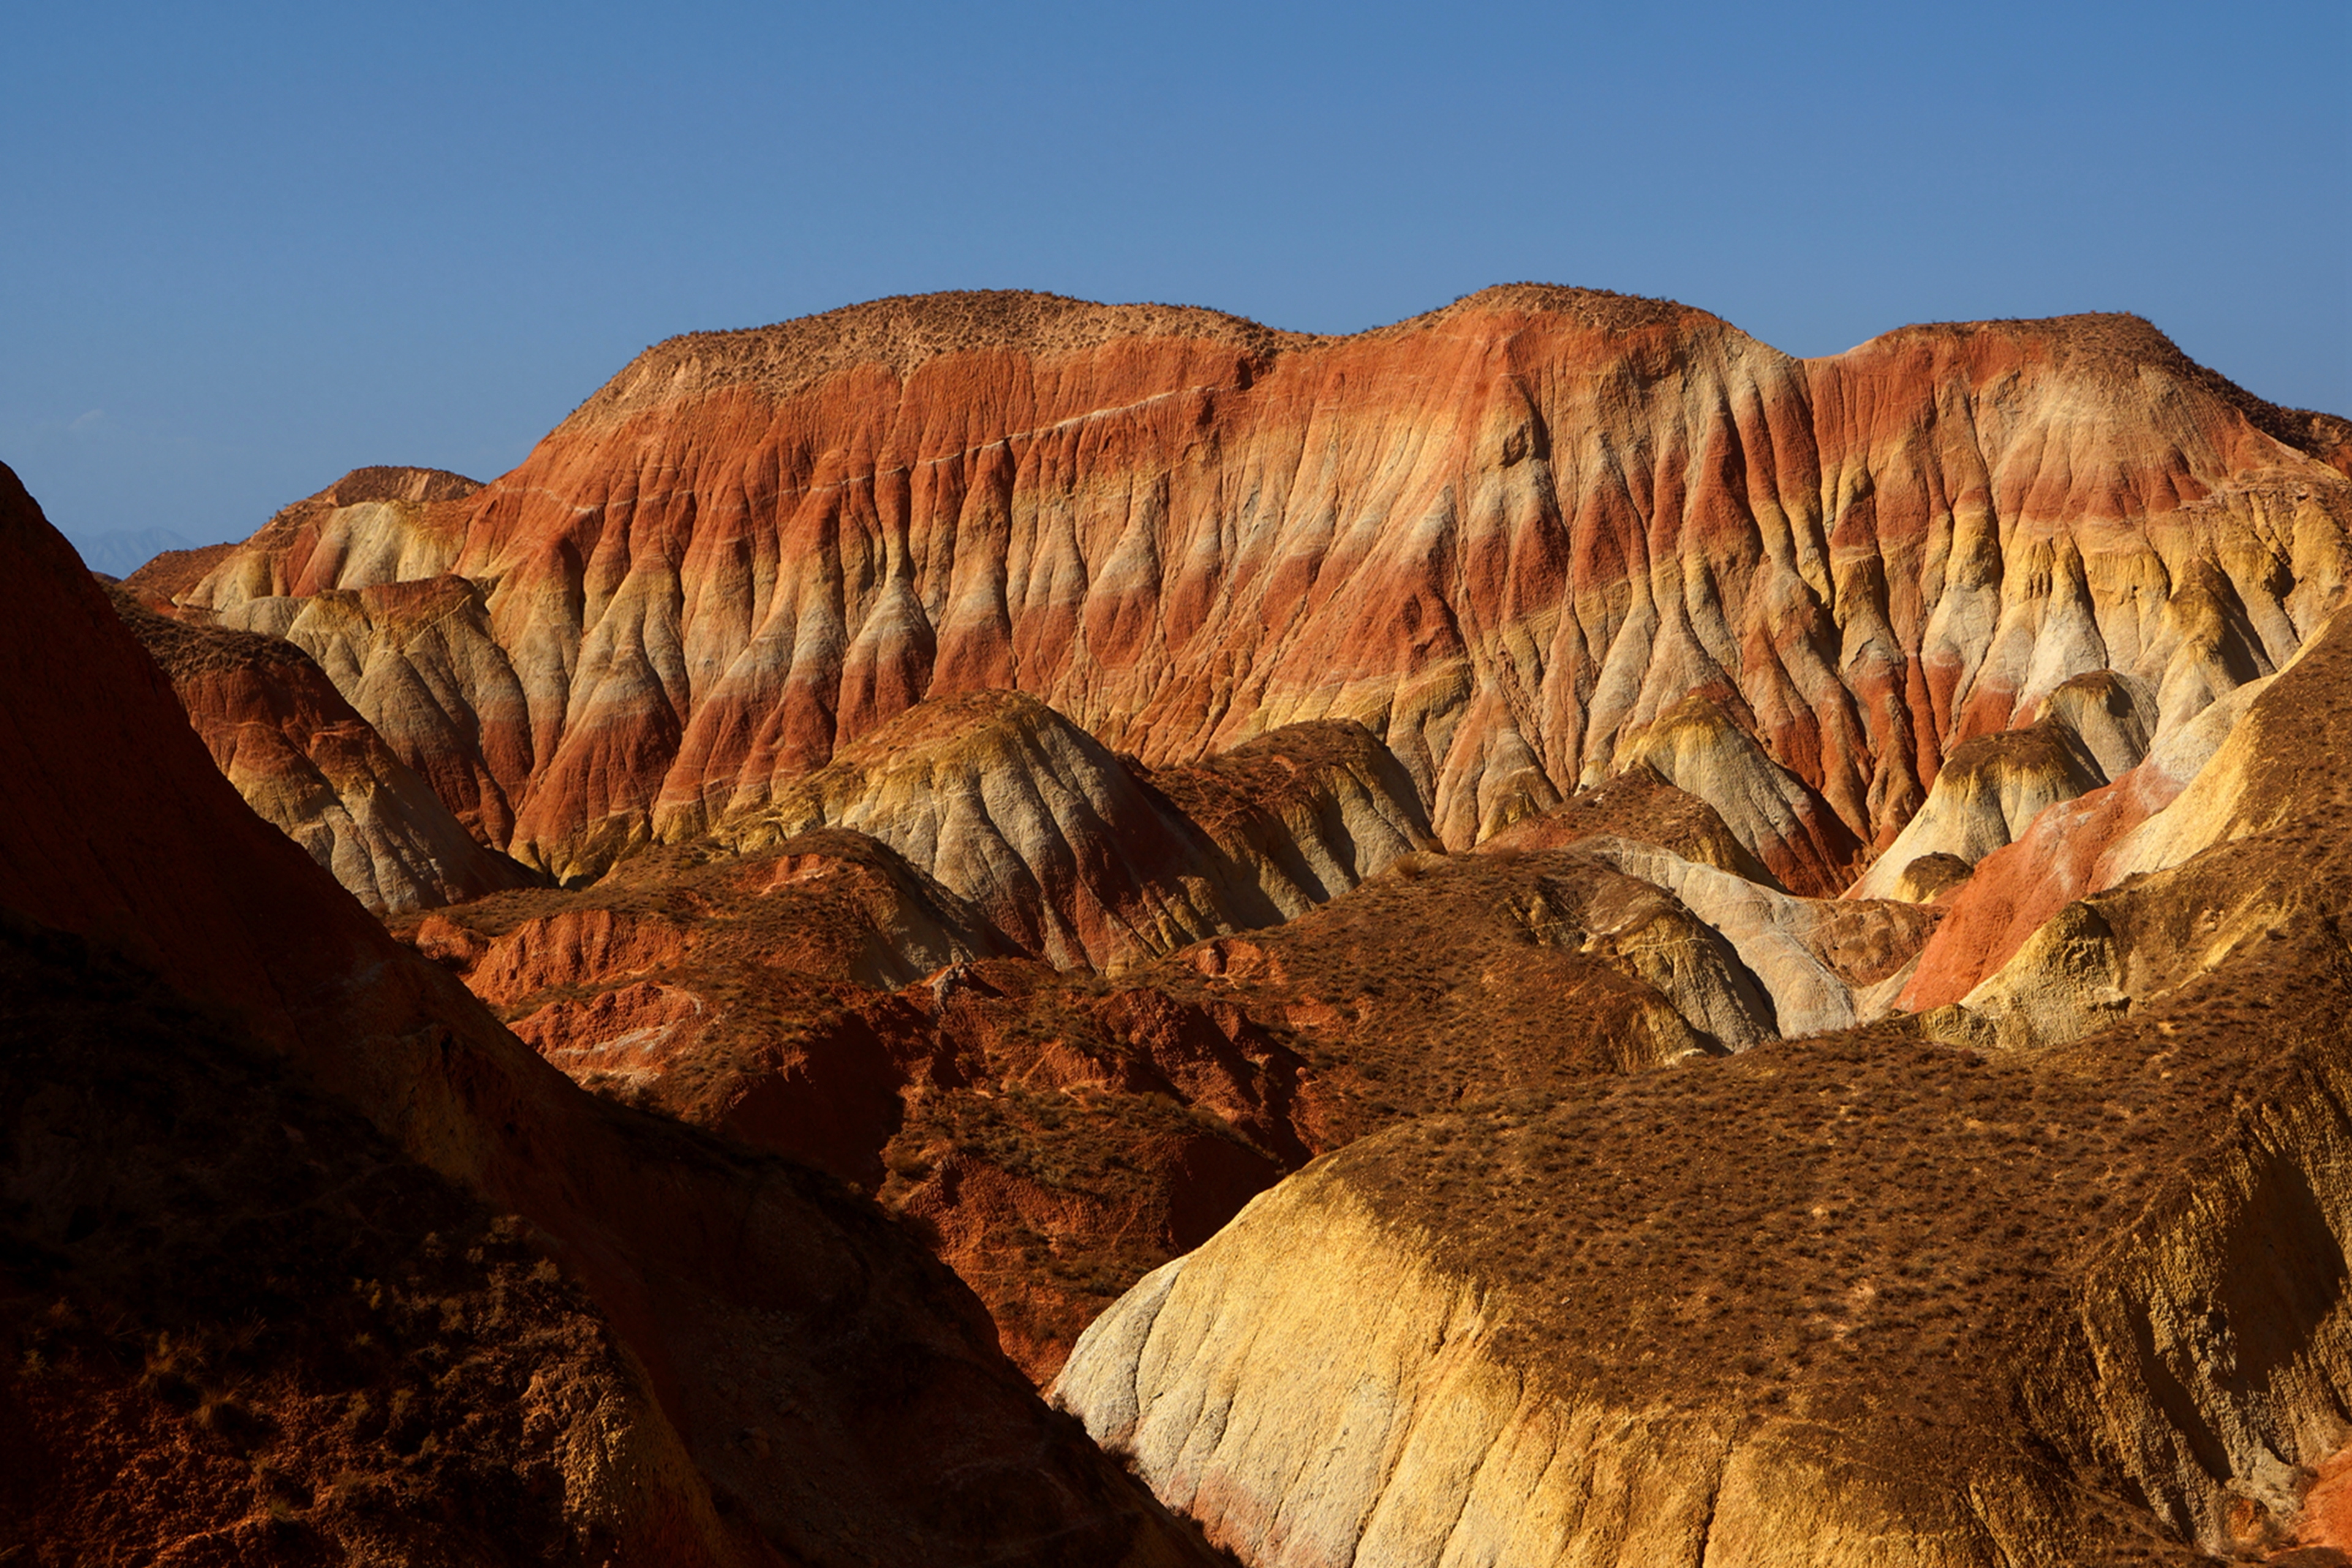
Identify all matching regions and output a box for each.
[0,460,1219,1566]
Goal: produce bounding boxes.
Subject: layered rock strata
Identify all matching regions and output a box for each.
[411,768,1935,1378]
[163,292,2352,892]
[1054,590,2352,1565]
[107,584,534,914]
[701,690,1431,967]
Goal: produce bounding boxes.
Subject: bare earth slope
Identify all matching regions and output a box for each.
[0,461,1216,1566]
[168,290,2352,888]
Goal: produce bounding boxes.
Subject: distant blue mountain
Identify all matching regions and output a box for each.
[72,527,216,578]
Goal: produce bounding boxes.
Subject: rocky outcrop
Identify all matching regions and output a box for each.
[1057,924,2352,1565]
[1050,576,2352,1566]
[1616,693,1864,895]
[1916,606,2352,1050]
[409,824,1836,1379]
[701,689,1429,968]
[1478,769,1781,886]
[107,585,535,914]
[1897,675,2267,1009]
[0,461,1216,1565]
[1849,671,2152,903]
[217,570,537,849]
[164,291,2352,891]
[1575,839,1940,1036]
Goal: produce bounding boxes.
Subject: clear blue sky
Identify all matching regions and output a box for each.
[6,1,2346,552]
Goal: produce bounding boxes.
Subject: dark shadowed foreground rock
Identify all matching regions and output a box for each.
[0,460,1217,1565]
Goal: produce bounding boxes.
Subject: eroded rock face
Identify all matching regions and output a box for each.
[67,286,2352,1562]
[216,572,538,848]
[165,290,2352,889]
[107,585,535,914]
[1849,672,2152,903]
[0,461,1216,1567]
[699,690,1429,968]
[412,817,1894,1379]
[1053,594,2352,1566]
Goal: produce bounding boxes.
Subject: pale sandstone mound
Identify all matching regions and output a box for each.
[1576,839,1939,1036]
[107,586,534,914]
[1145,718,1438,919]
[193,464,480,603]
[700,690,1428,968]
[703,690,1238,967]
[0,461,1216,1567]
[169,290,2352,886]
[1057,921,2352,1564]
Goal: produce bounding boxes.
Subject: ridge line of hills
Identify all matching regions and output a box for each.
[20,279,2352,1563]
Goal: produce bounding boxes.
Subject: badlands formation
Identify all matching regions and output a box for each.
[3,462,1214,1564]
[45,282,2352,1562]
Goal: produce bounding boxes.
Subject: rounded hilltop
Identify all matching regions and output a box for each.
[567,289,1315,424]
[565,284,2346,449]
[564,282,1746,427]
[1845,312,2352,464]
[1367,281,1728,338]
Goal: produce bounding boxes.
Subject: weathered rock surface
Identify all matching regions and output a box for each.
[1478,769,1781,886]
[413,824,1845,1379]
[67,282,2352,1562]
[701,690,1429,968]
[1615,693,1864,895]
[1894,681,2254,1010]
[1575,838,1940,1036]
[1052,586,2352,1566]
[217,570,538,850]
[1057,935,2352,1565]
[107,584,535,914]
[1919,607,2352,1052]
[164,291,2352,892]
[0,461,1218,1566]
[1850,671,2152,903]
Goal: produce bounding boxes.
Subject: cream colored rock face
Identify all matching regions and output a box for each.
[1056,1175,2044,1567]
[1058,1043,2352,1566]
[703,692,1431,968]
